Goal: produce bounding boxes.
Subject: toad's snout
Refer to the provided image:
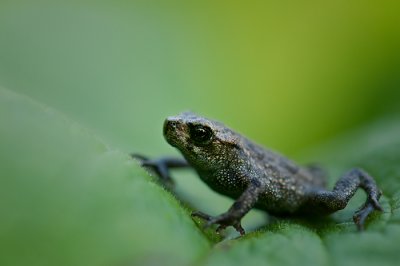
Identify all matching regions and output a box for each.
[163,117,186,147]
[163,119,173,135]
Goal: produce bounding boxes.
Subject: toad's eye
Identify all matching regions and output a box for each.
[189,124,214,145]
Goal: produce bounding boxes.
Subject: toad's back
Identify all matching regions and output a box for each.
[238,137,327,214]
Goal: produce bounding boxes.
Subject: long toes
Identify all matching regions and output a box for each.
[131,154,149,167]
[371,198,383,211]
[191,211,213,222]
[134,159,174,184]
[140,160,160,169]
[233,223,246,236]
[130,153,148,161]
[353,204,375,231]
[353,196,383,231]
[192,212,245,236]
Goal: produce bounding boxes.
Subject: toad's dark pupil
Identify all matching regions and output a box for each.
[190,125,213,144]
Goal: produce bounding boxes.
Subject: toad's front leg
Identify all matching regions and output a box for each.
[192,179,264,236]
[131,154,189,186]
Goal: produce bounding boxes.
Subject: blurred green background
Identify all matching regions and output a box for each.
[1,1,400,266]
[1,0,399,156]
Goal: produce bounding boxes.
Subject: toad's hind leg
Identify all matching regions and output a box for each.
[306,168,383,230]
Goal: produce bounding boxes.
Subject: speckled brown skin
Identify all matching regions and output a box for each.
[134,112,383,235]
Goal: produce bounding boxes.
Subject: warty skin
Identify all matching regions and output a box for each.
[134,112,383,235]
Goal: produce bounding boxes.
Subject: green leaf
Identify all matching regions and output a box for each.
[1,2,400,266]
[204,223,330,266]
[0,87,209,266]
[2,85,400,266]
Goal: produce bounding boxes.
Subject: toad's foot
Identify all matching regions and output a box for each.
[131,154,173,185]
[131,154,189,187]
[191,211,245,236]
[307,168,383,231]
[353,196,383,231]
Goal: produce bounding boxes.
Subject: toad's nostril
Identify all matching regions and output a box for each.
[163,119,178,135]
